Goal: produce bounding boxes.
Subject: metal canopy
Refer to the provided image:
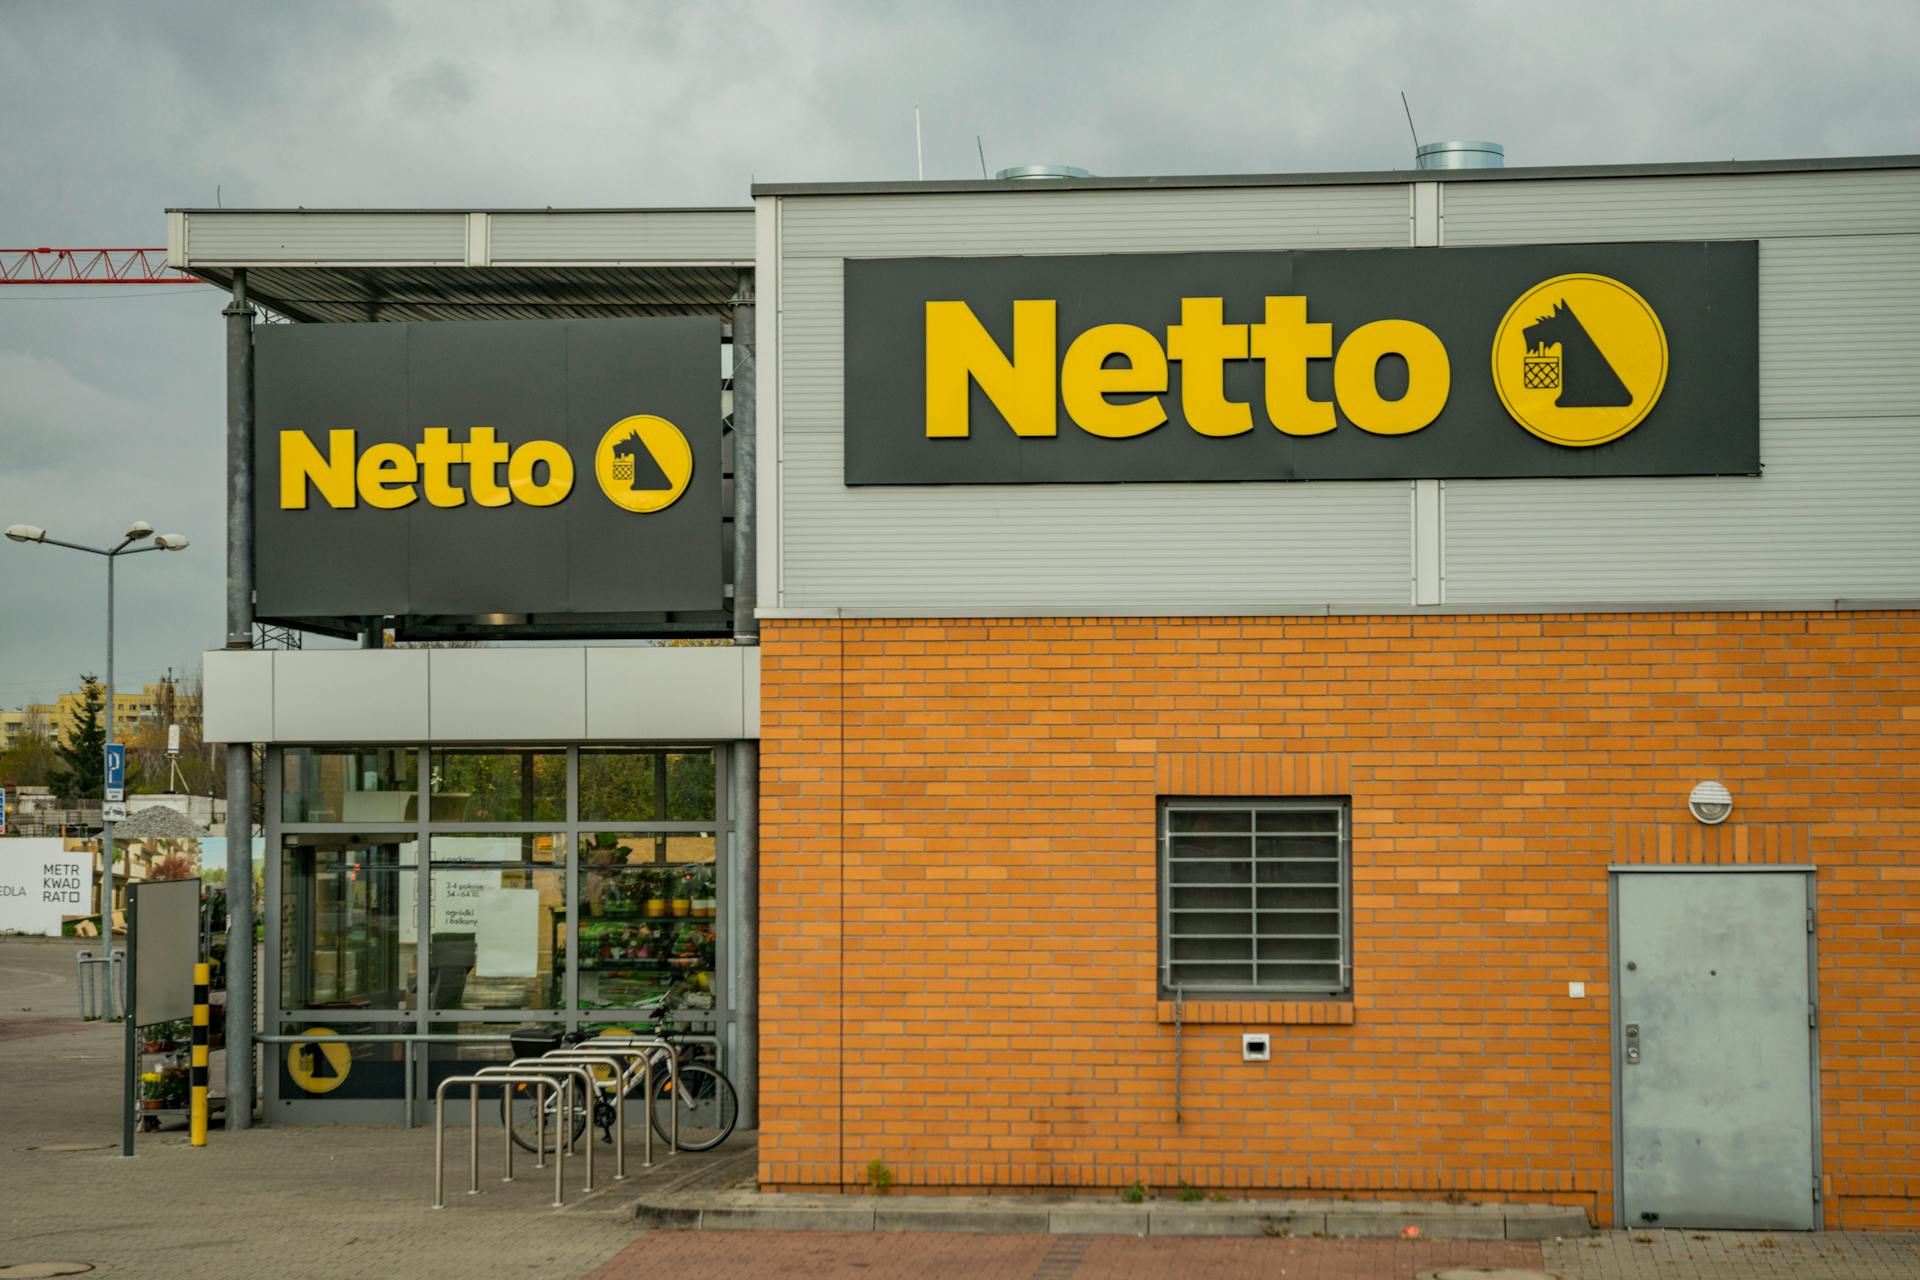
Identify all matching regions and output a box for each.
[189,263,741,324]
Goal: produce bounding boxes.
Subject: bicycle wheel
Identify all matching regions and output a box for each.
[649,1062,738,1152]
[503,1079,588,1154]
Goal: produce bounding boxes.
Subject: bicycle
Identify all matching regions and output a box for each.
[500,1018,738,1155]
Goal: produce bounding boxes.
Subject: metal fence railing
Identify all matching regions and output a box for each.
[76,947,125,1019]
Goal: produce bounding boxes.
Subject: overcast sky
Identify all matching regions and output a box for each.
[2,0,1916,710]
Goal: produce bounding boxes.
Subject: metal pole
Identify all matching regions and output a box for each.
[190,961,210,1145]
[101,556,114,953]
[223,268,256,1130]
[468,1082,479,1195]
[731,287,757,640]
[730,281,760,1135]
[122,889,136,1156]
[734,743,759,1132]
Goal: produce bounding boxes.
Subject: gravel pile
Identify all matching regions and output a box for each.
[114,805,205,839]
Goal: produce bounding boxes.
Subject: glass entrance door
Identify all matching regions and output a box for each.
[263,743,734,1124]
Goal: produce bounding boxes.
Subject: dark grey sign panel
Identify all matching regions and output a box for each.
[132,877,200,1027]
[844,242,1759,484]
[255,318,722,619]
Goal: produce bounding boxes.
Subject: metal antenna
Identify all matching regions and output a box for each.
[914,104,925,180]
[976,135,988,179]
[1400,91,1421,153]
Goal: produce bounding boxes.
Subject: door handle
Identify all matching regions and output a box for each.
[1623,1023,1641,1065]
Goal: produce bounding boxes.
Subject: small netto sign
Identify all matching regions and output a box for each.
[843,242,1757,484]
[254,318,722,621]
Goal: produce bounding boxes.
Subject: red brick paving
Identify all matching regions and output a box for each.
[587,1231,1546,1279]
[1078,1235,1544,1278]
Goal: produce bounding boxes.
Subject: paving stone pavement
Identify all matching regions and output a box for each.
[1545,1228,1920,1278]
[586,1232,1546,1279]
[1,938,646,1279]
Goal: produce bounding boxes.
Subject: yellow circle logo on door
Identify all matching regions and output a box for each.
[594,415,693,513]
[287,1027,351,1094]
[1492,273,1668,447]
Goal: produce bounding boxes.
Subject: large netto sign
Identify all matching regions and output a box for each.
[255,318,721,621]
[844,242,1757,484]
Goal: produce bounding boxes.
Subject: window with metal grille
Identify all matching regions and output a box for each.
[1160,798,1350,997]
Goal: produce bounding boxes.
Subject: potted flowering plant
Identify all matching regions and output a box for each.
[691,865,716,919]
[141,1019,188,1054]
[140,1071,165,1109]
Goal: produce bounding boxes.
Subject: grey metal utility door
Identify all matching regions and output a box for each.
[1615,870,1816,1230]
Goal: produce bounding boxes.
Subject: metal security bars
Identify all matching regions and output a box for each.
[1160,799,1350,997]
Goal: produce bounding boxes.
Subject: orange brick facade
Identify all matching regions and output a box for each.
[757,611,1920,1228]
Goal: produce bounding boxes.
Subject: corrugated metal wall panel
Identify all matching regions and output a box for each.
[779,434,1413,610]
[1443,416,1920,602]
[781,185,1411,258]
[1442,169,1920,245]
[183,212,467,263]
[489,211,753,263]
[775,187,1418,610]
[1760,235,1920,419]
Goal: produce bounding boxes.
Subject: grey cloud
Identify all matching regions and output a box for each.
[390,59,476,115]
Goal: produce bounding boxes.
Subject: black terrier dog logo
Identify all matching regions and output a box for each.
[1522,301,1632,408]
[610,427,672,492]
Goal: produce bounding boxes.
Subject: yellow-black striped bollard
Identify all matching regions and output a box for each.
[191,961,210,1146]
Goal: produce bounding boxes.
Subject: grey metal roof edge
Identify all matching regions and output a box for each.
[164,205,753,215]
[751,152,1920,197]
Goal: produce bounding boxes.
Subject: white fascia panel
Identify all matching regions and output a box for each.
[429,648,586,741]
[755,194,781,609]
[741,647,761,738]
[274,650,429,743]
[202,649,274,744]
[586,647,751,740]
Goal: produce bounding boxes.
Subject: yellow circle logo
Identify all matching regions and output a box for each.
[287,1027,351,1094]
[594,415,693,513]
[1492,273,1668,447]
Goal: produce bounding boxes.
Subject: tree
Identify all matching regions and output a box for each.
[0,730,57,789]
[151,851,197,881]
[47,675,106,805]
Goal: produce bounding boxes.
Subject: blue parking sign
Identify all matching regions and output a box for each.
[104,742,126,802]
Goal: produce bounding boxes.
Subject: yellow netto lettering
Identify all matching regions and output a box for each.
[925,296,1451,441]
[279,429,357,508]
[1060,324,1167,439]
[925,299,1056,439]
[278,428,579,510]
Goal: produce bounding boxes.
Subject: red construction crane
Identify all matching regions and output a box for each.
[0,247,199,285]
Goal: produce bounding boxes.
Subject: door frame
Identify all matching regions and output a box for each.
[1607,864,1823,1231]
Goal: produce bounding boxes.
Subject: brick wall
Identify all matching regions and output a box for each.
[757,612,1920,1226]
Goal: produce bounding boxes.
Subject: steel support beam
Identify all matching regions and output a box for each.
[730,280,759,1131]
[223,269,256,1130]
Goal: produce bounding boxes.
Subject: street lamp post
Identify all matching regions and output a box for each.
[6,522,190,956]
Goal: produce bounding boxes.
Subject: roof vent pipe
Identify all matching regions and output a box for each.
[994,164,1093,180]
[1415,141,1504,170]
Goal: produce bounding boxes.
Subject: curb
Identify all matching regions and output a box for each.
[633,1194,1591,1240]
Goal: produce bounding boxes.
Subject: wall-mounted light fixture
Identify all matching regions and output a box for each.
[1688,780,1733,825]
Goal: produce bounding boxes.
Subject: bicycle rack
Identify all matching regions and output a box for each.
[532,1052,635,1173]
[434,1074,563,1209]
[495,1060,603,1190]
[75,947,125,1020]
[579,1036,684,1153]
